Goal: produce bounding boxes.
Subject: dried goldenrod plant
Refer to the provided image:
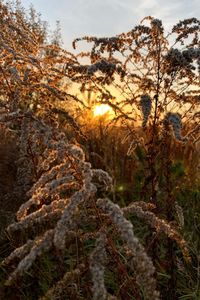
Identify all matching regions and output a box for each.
[0,2,199,299]
[0,111,191,299]
[0,112,158,299]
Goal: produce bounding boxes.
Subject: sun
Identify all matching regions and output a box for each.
[92,104,114,118]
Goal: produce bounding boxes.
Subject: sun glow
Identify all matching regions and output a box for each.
[92,104,114,118]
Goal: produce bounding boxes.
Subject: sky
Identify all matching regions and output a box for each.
[20,0,200,50]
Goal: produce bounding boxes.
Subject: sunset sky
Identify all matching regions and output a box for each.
[20,0,200,50]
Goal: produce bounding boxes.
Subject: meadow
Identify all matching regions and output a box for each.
[0,1,200,299]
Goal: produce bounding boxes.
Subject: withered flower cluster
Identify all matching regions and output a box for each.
[0,2,199,299]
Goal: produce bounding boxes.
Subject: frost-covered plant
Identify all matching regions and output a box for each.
[67,17,200,127]
[0,112,107,286]
[0,5,198,299]
[90,232,107,300]
[97,198,160,300]
[0,0,85,124]
[0,113,192,298]
[1,110,189,299]
[66,17,200,299]
[0,112,136,294]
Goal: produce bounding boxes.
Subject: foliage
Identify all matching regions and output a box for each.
[0,1,200,299]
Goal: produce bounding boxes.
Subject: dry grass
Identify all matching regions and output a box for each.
[0,1,200,299]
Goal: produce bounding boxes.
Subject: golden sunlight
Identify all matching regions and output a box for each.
[92,104,114,118]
